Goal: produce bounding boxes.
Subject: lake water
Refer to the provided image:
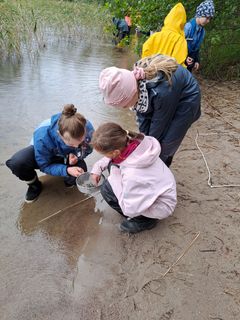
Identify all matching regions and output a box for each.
[0,41,138,320]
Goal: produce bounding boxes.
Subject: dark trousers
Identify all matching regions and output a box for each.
[100,179,156,222]
[6,145,87,184]
[100,179,124,215]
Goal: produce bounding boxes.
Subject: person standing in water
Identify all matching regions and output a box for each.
[91,122,177,233]
[112,17,130,44]
[99,54,201,167]
[6,104,94,203]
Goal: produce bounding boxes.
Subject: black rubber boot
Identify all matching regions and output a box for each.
[25,178,42,203]
[119,216,158,233]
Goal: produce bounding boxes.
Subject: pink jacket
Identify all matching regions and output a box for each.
[91,136,177,220]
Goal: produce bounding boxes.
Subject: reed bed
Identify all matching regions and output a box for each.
[0,0,109,61]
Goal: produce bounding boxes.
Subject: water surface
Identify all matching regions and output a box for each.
[0,41,138,320]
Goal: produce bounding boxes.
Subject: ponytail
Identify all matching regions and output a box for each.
[58,104,86,139]
[91,122,143,153]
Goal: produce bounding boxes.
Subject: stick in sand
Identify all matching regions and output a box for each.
[38,191,100,224]
[141,231,200,291]
[161,231,200,277]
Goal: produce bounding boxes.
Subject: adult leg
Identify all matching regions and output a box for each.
[6,145,39,182]
[6,146,42,202]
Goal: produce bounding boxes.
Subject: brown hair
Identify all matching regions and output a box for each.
[91,122,143,153]
[58,104,86,139]
[135,54,178,84]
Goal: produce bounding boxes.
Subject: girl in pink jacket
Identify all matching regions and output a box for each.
[91,122,177,233]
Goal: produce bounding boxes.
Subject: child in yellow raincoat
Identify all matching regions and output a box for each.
[141,3,188,66]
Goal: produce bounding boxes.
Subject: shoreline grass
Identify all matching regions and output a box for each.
[0,0,109,61]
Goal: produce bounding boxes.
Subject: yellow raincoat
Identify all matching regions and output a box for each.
[142,3,187,66]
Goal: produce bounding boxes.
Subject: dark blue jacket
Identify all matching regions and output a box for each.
[137,65,201,144]
[113,18,129,33]
[33,113,94,177]
[184,18,205,62]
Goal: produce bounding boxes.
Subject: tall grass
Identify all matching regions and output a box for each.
[0,0,109,61]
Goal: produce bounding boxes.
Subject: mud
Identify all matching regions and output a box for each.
[0,43,239,319]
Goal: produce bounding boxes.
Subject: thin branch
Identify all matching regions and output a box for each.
[38,191,100,224]
[141,232,200,292]
[195,132,240,188]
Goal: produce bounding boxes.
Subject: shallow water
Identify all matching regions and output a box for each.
[0,41,137,319]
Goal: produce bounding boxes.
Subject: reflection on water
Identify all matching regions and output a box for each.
[18,175,107,266]
[0,43,137,148]
[0,42,138,319]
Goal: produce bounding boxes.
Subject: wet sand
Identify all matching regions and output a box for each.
[0,44,240,319]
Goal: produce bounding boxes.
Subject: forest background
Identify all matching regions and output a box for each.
[0,0,239,79]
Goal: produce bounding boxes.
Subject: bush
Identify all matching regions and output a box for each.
[103,0,240,79]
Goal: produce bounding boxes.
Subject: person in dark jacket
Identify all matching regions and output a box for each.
[98,54,201,167]
[184,0,215,71]
[112,17,130,44]
[6,104,94,203]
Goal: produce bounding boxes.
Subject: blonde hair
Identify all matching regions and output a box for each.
[91,122,143,153]
[135,54,178,84]
[58,104,86,139]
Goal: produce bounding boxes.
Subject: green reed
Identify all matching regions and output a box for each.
[0,0,109,61]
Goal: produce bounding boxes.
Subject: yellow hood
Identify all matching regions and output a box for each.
[141,3,187,66]
[163,3,186,36]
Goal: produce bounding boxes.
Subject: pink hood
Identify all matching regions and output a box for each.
[92,136,177,219]
[120,135,161,168]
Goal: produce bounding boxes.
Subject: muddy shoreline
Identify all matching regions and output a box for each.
[0,44,239,319]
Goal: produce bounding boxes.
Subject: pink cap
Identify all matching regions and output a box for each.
[99,67,138,107]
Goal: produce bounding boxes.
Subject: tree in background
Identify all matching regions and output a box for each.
[103,0,240,79]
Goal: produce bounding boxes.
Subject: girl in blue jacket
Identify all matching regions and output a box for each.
[6,104,94,203]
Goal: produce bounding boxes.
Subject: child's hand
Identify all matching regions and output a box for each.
[186,56,194,65]
[91,173,101,186]
[68,153,78,165]
[67,166,84,177]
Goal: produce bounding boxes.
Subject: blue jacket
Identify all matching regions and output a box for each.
[137,65,201,144]
[184,18,205,62]
[33,113,94,177]
[113,18,129,33]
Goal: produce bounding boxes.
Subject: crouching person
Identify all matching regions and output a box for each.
[6,104,94,203]
[91,122,177,234]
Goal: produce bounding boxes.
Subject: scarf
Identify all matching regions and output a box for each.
[133,80,149,113]
[112,139,140,164]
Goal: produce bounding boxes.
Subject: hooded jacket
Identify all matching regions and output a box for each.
[91,136,177,219]
[33,113,94,177]
[141,3,188,66]
[136,64,201,146]
[113,18,129,33]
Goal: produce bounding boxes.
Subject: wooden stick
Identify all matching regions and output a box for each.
[161,232,200,278]
[141,232,200,292]
[38,191,100,224]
